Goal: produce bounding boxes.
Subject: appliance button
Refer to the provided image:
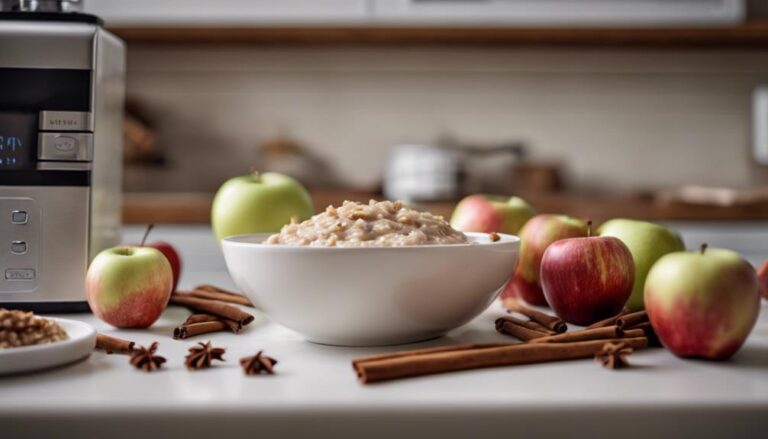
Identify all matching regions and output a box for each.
[54,136,77,153]
[38,111,93,132]
[11,241,27,254]
[38,133,93,161]
[11,210,28,224]
[5,269,35,281]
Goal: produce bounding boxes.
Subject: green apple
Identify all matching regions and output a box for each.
[598,219,685,311]
[450,194,535,235]
[86,246,173,328]
[645,246,760,360]
[212,172,314,240]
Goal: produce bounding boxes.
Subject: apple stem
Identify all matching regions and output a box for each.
[587,220,593,237]
[141,224,155,247]
[700,243,708,254]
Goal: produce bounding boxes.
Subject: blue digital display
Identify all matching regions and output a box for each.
[0,113,36,170]
[0,135,23,167]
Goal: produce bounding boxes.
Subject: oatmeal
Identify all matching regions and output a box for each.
[267,200,469,247]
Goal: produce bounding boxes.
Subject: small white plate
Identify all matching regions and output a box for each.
[0,318,96,375]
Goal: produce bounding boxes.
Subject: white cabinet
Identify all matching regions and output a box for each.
[85,0,745,26]
[371,0,745,25]
[85,0,369,25]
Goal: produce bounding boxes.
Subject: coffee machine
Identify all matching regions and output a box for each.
[0,0,124,311]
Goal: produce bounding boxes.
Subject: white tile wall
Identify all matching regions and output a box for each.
[124,46,768,193]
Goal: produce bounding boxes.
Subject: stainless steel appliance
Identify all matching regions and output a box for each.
[0,0,124,311]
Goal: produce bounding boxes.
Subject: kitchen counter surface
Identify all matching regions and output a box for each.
[2,225,768,438]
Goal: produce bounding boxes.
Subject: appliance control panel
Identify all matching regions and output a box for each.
[0,110,93,171]
[0,197,40,294]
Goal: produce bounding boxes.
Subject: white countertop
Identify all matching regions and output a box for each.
[2,225,768,439]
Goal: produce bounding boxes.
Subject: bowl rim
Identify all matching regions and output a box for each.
[222,231,519,251]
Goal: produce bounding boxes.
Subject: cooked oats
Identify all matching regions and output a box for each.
[267,200,469,247]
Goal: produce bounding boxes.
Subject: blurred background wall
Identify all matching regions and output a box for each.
[124,46,768,194]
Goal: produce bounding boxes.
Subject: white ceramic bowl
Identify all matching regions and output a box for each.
[222,232,519,346]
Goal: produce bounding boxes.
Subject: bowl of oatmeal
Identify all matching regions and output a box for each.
[222,200,519,346]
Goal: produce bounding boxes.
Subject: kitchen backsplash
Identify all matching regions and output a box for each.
[124,46,768,194]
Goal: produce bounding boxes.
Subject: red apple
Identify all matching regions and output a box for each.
[540,234,635,325]
[137,225,182,292]
[450,195,535,235]
[501,214,588,306]
[86,246,173,328]
[645,245,761,360]
[146,242,181,292]
[758,260,768,300]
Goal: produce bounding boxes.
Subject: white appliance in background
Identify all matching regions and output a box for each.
[753,86,768,165]
[384,144,462,202]
[372,0,745,25]
[383,140,525,202]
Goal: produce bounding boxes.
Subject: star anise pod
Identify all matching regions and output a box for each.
[129,342,166,372]
[240,351,278,376]
[595,341,633,369]
[185,341,226,370]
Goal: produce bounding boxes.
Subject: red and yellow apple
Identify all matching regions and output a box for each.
[645,246,761,360]
[500,214,588,306]
[147,241,181,292]
[135,224,182,292]
[86,246,173,328]
[450,195,535,235]
[758,260,768,300]
[540,234,634,325]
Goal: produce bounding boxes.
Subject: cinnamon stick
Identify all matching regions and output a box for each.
[174,321,228,339]
[185,314,219,324]
[585,309,628,329]
[170,294,254,326]
[176,312,245,338]
[530,326,623,344]
[180,285,254,308]
[626,321,655,336]
[502,298,567,333]
[354,337,649,384]
[497,315,556,335]
[351,343,507,370]
[219,318,243,334]
[618,328,646,339]
[196,284,243,297]
[616,310,648,329]
[495,317,551,341]
[95,333,135,354]
[184,313,242,331]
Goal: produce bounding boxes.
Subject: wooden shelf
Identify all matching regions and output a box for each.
[110,21,768,47]
[122,191,768,225]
